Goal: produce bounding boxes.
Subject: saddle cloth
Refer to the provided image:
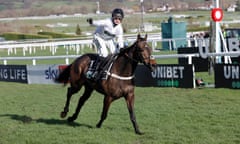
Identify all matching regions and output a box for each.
[86,55,116,81]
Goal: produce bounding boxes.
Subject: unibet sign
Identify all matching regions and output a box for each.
[134,64,195,88]
[215,64,240,89]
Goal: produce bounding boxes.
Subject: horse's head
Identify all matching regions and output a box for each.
[134,34,157,71]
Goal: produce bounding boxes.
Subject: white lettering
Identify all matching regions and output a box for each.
[224,66,231,79]
[232,66,239,79]
[0,69,8,79]
[152,66,185,79]
[224,66,239,79]
[9,69,27,80]
[166,67,172,78]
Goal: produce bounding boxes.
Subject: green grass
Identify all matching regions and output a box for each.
[1,10,239,143]
[0,82,239,144]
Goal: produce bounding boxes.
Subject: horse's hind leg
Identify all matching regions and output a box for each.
[60,86,80,118]
[96,96,113,128]
[67,85,94,122]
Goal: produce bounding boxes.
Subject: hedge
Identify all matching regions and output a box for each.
[1,32,51,40]
[38,31,77,38]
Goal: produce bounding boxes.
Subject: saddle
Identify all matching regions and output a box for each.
[86,54,117,81]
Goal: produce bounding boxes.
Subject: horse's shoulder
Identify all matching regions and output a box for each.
[77,53,98,60]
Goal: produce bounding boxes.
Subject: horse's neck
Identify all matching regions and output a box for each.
[113,53,138,76]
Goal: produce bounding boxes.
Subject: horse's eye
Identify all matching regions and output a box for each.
[144,44,150,49]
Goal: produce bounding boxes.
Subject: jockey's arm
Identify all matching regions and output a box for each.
[91,19,109,27]
[116,35,124,49]
[115,26,124,49]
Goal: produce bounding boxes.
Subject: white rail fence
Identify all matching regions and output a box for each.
[0,34,198,56]
[0,39,93,56]
[1,36,240,65]
[0,54,198,65]
[1,51,239,66]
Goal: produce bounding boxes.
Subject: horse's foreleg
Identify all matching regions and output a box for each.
[96,96,113,128]
[61,86,79,118]
[67,86,93,122]
[125,94,143,135]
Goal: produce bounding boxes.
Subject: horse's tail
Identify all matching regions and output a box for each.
[55,64,72,85]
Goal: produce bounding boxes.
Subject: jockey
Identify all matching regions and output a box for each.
[87,8,124,57]
[85,8,125,81]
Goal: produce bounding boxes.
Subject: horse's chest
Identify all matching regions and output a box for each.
[103,83,133,97]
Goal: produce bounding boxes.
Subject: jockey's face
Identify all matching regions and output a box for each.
[113,16,122,25]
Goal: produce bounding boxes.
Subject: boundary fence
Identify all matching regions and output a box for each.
[0,37,240,89]
[0,51,239,65]
[0,33,200,56]
[2,34,240,65]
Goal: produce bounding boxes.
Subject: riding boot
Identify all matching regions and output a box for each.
[95,54,116,81]
[86,56,100,80]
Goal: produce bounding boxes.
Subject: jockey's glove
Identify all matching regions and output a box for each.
[87,18,93,25]
[119,47,125,53]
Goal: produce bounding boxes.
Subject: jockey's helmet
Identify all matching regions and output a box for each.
[112,8,124,20]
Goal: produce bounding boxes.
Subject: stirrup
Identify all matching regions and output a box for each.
[85,71,93,79]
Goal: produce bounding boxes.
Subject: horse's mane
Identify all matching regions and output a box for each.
[119,35,146,56]
[118,41,136,56]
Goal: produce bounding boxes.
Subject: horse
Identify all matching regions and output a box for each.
[55,34,157,134]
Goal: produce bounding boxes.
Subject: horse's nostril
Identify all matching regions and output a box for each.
[153,64,157,68]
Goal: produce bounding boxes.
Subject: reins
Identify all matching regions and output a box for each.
[105,39,152,81]
[104,44,139,81]
[123,42,152,64]
[124,53,138,63]
[123,42,141,63]
[104,52,135,81]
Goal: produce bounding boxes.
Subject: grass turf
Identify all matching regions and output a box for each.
[0,82,239,144]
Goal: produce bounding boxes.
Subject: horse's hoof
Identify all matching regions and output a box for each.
[67,117,75,122]
[96,123,101,128]
[60,111,67,118]
[135,131,144,135]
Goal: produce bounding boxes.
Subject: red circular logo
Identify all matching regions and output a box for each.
[211,8,223,22]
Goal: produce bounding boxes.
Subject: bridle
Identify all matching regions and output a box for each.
[106,37,155,81]
[124,41,152,65]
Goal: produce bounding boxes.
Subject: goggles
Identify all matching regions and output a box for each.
[113,17,122,21]
[113,14,123,21]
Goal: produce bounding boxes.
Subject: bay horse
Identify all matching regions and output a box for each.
[55,34,157,134]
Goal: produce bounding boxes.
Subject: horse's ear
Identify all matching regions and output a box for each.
[137,33,141,40]
[144,34,148,40]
